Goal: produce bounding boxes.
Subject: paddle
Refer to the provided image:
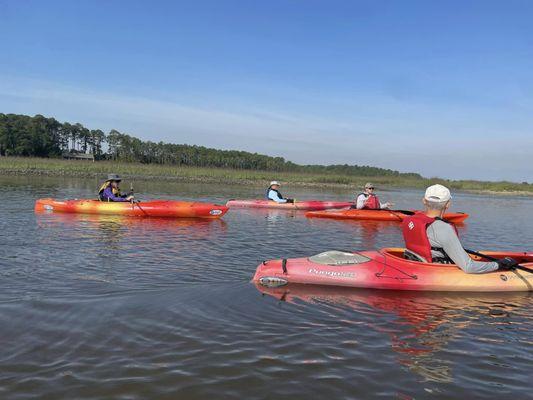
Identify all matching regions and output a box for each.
[464,249,533,274]
[387,209,464,225]
[381,209,415,221]
[130,182,148,216]
[387,209,415,218]
[393,209,415,215]
[133,200,147,215]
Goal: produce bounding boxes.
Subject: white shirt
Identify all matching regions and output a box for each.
[355,193,387,209]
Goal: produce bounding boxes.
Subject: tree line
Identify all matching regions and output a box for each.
[0,113,421,178]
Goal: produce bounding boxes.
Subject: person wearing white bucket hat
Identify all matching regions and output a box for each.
[266,181,294,204]
[401,184,515,273]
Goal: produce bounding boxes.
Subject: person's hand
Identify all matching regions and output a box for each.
[496,257,518,270]
[383,202,394,209]
[126,195,134,202]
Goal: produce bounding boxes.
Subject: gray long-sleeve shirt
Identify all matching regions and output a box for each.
[427,220,498,274]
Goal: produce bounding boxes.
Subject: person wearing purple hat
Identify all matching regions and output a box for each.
[98,174,134,202]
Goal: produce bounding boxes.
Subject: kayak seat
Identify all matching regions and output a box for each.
[309,251,370,266]
[403,249,428,263]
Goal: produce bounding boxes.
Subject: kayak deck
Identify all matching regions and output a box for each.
[226,199,353,211]
[306,209,469,223]
[254,248,533,292]
[35,198,228,219]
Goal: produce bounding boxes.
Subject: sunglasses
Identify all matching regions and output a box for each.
[367,187,375,190]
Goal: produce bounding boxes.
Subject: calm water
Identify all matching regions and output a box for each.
[0,175,531,399]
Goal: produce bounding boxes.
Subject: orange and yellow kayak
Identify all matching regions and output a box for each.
[306,209,469,223]
[254,248,533,292]
[35,198,228,219]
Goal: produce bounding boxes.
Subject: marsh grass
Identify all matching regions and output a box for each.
[0,156,531,194]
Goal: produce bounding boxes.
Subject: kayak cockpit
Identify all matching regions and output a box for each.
[380,248,459,269]
[380,248,533,267]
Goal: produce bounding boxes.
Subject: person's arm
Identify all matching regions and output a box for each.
[355,194,365,209]
[102,186,129,202]
[427,222,498,274]
[268,190,287,203]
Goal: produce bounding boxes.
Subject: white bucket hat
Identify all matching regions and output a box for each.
[424,184,452,202]
[270,181,280,186]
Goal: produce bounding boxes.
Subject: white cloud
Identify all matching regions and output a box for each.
[0,76,531,181]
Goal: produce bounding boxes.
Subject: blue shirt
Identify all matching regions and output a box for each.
[267,189,287,203]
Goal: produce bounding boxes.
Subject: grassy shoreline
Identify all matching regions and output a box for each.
[1,156,531,195]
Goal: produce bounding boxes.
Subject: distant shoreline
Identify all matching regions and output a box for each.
[0,156,531,196]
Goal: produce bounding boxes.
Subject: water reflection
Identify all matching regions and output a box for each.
[35,213,228,251]
[255,283,531,383]
[36,212,227,230]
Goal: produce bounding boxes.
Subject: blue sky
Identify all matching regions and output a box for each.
[1,0,532,181]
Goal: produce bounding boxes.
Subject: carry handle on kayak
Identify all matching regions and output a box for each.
[282,259,287,274]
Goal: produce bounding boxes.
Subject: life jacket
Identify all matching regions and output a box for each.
[402,212,457,263]
[266,187,283,201]
[358,193,380,209]
[98,181,121,201]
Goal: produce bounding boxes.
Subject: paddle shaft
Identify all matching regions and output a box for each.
[130,183,148,216]
[134,201,148,216]
[393,209,415,215]
[465,249,533,274]
[388,209,460,225]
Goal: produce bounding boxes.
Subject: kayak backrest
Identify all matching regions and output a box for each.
[309,251,370,266]
[383,248,410,259]
[403,249,429,263]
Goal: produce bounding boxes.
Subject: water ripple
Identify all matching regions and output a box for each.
[0,177,532,399]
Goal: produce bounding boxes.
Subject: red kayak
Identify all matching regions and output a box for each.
[226,199,353,211]
[253,248,533,292]
[306,209,469,223]
[35,198,228,219]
